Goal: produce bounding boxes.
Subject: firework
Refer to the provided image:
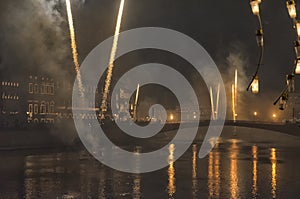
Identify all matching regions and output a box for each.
[101,0,125,117]
[66,0,84,97]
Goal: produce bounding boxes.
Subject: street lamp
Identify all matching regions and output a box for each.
[250,0,260,15]
[256,29,264,47]
[286,0,297,19]
[286,74,295,92]
[296,20,300,38]
[251,76,259,94]
[294,40,300,58]
[247,0,264,93]
[279,93,288,110]
[296,59,300,74]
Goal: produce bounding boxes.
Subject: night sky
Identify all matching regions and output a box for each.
[0,0,299,120]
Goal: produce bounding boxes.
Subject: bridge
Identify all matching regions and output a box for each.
[195,120,300,137]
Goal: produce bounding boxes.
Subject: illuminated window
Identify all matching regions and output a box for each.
[49,101,55,113]
[28,104,33,113]
[50,84,54,95]
[40,101,47,114]
[29,83,33,94]
[34,84,38,94]
[40,82,46,94]
[34,104,38,114]
[1,82,4,86]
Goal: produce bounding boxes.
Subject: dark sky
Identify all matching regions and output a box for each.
[0,0,299,120]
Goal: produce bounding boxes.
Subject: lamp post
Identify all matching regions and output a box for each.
[247,0,264,94]
[274,0,299,111]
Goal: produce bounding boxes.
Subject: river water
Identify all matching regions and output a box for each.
[0,126,300,199]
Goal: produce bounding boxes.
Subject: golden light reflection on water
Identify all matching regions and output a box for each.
[207,143,220,199]
[229,139,239,199]
[252,145,258,199]
[133,175,141,199]
[192,144,198,199]
[133,146,141,199]
[270,148,277,199]
[168,144,176,198]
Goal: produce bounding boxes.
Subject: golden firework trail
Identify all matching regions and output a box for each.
[215,84,220,120]
[101,0,125,116]
[209,87,215,120]
[133,84,140,121]
[232,84,236,122]
[232,69,238,122]
[234,69,238,117]
[66,0,84,97]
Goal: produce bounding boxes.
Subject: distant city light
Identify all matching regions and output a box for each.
[272,114,277,118]
[170,114,174,121]
[254,112,258,116]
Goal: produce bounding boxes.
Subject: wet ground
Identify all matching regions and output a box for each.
[0,126,300,199]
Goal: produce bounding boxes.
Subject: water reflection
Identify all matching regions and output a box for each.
[24,153,69,198]
[167,144,176,198]
[270,148,277,199]
[192,144,198,199]
[252,145,258,199]
[207,142,220,199]
[133,146,141,199]
[229,139,239,199]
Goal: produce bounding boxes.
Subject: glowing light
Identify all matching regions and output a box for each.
[192,145,198,198]
[230,140,239,199]
[286,0,297,19]
[234,69,237,119]
[296,20,300,38]
[207,143,221,199]
[170,114,174,121]
[252,146,258,198]
[250,0,260,16]
[296,60,300,74]
[133,84,140,121]
[210,87,215,120]
[251,76,259,94]
[216,84,220,120]
[168,144,176,197]
[272,113,277,118]
[231,69,238,122]
[253,112,258,116]
[101,0,125,116]
[232,84,236,121]
[65,0,84,97]
[270,148,277,199]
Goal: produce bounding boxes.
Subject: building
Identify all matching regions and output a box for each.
[27,75,56,124]
[0,80,24,127]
